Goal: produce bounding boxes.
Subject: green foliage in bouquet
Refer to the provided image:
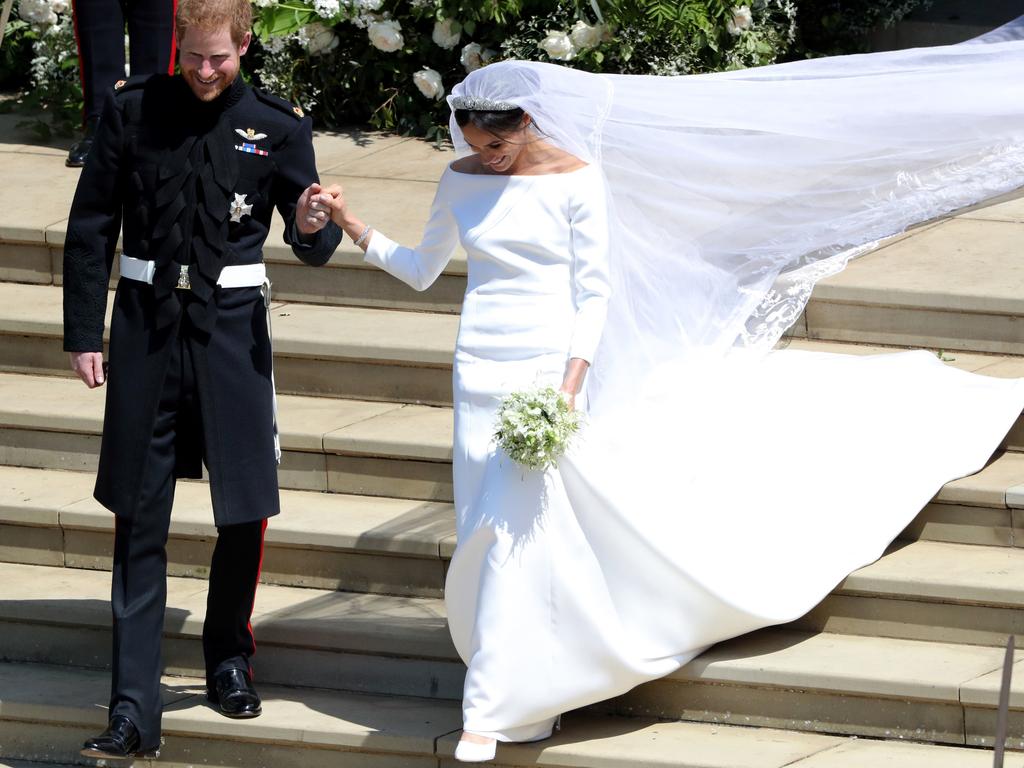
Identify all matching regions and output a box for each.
[494,386,583,471]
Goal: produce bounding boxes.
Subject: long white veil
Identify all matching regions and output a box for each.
[447,18,1024,416]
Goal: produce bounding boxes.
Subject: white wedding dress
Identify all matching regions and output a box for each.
[363,162,1024,740]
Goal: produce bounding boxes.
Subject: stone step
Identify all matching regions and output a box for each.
[10,278,1024,413]
[0,372,454,501]
[0,282,458,405]
[0,561,463,700]
[5,563,1024,749]
[9,490,1024,645]
[4,143,1024,351]
[608,629,1024,749]
[2,138,469,314]
[0,466,454,598]
[2,451,1024,599]
[799,539,1024,646]
[804,195,1024,355]
[4,662,1013,768]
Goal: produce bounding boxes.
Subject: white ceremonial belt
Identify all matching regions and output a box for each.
[119,255,266,288]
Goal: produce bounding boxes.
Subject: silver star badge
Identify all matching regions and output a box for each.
[230,193,253,223]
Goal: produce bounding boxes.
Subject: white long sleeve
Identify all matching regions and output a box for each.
[567,173,611,363]
[363,173,458,292]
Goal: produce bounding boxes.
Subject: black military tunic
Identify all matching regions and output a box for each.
[63,73,342,526]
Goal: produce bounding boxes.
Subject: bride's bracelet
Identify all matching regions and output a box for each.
[353,225,372,247]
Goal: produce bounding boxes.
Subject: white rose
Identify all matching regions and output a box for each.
[413,67,444,100]
[50,0,69,14]
[305,22,340,55]
[432,18,461,50]
[726,5,753,35]
[460,41,483,72]
[18,0,57,27]
[313,0,340,19]
[539,30,575,61]
[368,18,403,52]
[569,19,604,50]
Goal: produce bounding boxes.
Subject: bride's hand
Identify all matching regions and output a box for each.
[320,184,374,251]
[319,184,349,226]
[559,388,576,411]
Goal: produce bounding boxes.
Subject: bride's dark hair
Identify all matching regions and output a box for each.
[453,108,527,138]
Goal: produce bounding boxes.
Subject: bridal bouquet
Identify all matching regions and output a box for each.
[494,386,582,471]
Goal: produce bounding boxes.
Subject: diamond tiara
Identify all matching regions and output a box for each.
[449,95,520,111]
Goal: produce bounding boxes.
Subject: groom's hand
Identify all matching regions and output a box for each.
[296,182,332,235]
[70,351,106,388]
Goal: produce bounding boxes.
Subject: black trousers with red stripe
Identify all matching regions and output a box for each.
[72,0,176,123]
[108,322,266,749]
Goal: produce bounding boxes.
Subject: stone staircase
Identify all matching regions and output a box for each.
[1,115,1024,767]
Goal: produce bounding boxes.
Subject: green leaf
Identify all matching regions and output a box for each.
[254,4,318,40]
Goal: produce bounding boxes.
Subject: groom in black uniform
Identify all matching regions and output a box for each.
[62,0,342,758]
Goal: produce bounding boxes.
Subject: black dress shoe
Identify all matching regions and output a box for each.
[66,116,100,168]
[80,715,160,760]
[207,667,262,718]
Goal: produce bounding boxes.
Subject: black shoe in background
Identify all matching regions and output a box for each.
[80,714,160,760]
[208,666,262,719]
[66,115,101,168]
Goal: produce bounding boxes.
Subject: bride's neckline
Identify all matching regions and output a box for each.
[446,161,591,178]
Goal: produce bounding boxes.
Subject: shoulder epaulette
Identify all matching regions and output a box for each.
[253,87,306,120]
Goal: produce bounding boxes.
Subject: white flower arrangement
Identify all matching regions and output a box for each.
[367,17,403,52]
[727,5,754,35]
[459,41,496,73]
[539,29,575,61]
[494,386,582,472]
[413,67,444,100]
[432,18,461,50]
[569,19,606,50]
[304,21,339,55]
[312,0,340,20]
[18,0,59,30]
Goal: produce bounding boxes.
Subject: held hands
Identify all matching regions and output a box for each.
[296,182,335,235]
[70,351,105,388]
[317,184,373,251]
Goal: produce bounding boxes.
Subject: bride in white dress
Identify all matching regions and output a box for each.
[317,19,1024,763]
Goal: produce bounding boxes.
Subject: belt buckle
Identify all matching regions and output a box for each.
[176,264,191,290]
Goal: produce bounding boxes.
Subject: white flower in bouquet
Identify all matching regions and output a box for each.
[726,5,754,35]
[569,19,605,50]
[313,0,340,20]
[253,0,274,7]
[304,22,340,55]
[413,67,444,100]
[494,386,583,472]
[351,0,382,10]
[539,30,575,61]
[50,0,69,14]
[368,18,403,52]
[18,0,58,28]
[432,18,461,50]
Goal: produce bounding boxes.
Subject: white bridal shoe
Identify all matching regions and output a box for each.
[454,716,561,762]
[453,736,497,763]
